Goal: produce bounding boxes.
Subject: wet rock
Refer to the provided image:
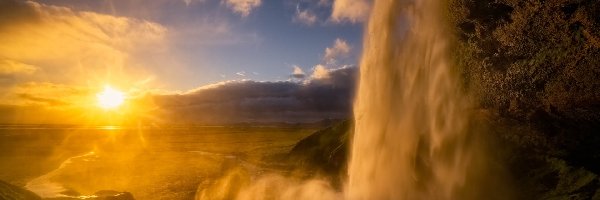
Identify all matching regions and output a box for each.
[287,120,351,187]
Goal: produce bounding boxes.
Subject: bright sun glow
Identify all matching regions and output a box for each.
[97,86,125,109]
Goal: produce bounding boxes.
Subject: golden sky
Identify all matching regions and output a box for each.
[0,0,367,124]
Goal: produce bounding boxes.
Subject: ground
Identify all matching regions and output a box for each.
[0,125,320,200]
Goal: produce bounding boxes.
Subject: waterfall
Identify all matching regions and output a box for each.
[348,0,507,199]
[198,1,511,199]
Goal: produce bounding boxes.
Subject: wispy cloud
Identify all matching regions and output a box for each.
[0,0,167,76]
[294,5,317,26]
[0,59,37,75]
[2,82,92,106]
[318,0,331,6]
[330,0,371,23]
[223,0,262,17]
[17,93,68,106]
[324,38,351,65]
[182,0,207,6]
[291,65,306,79]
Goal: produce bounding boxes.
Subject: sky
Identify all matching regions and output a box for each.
[0,0,371,124]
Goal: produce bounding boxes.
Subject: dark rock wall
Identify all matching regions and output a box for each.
[449,0,600,121]
[449,0,600,177]
[448,0,600,199]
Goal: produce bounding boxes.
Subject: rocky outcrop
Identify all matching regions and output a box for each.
[447,0,600,197]
[448,0,600,155]
[449,0,600,121]
[487,114,600,200]
[0,180,41,200]
[287,120,351,186]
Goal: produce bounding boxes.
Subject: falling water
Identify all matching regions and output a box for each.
[348,0,507,199]
[198,0,510,199]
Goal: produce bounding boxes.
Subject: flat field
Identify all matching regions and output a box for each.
[0,125,318,199]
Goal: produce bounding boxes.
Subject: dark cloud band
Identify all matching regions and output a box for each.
[154,67,357,124]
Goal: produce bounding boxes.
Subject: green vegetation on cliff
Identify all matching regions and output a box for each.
[449,0,600,180]
[449,0,599,120]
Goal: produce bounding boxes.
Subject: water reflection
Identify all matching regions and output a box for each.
[99,125,121,130]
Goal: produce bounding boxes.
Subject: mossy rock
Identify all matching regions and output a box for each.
[287,120,352,185]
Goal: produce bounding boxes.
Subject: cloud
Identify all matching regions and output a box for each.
[5,82,92,105]
[0,59,37,75]
[294,5,318,26]
[17,93,68,106]
[318,0,331,6]
[324,38,351,65]
[292,65,306,79]
[153,67,357,124]
[330,0,370,23]
[311,64,330,79]
[236,71,246,76]
[183,0,206,6]
[224,0,262,17]
[0,0,167,104]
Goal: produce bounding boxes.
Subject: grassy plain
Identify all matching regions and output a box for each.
[0,125,319,199]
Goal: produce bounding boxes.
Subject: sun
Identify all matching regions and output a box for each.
[97,85,125,109]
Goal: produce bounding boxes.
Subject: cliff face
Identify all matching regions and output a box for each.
[450,1,600,198]
[450,0,600,120]
[449,0,600,179]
